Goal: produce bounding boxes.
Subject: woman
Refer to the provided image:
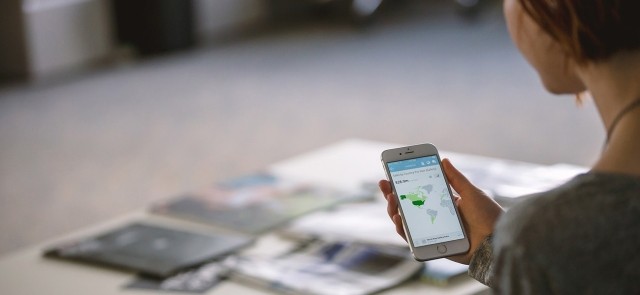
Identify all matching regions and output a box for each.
[379,0,640,293]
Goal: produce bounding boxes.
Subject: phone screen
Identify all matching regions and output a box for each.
[387,155,465,247]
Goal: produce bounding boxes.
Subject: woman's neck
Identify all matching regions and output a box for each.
[578,51,640,175]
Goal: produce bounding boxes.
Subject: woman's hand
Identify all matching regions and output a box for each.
[379,158,504,265]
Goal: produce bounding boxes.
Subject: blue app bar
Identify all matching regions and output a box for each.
[387,155,439,172]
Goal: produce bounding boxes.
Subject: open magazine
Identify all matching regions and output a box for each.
[440,152,587,206]
[281,201,407,248]
[225,240,423,295]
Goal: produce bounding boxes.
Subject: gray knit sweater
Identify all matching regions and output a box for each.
[468,173,640,294]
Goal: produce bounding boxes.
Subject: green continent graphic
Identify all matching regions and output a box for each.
[399,190,427,208]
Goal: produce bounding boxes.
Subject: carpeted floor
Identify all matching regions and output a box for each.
[0,0,604,256]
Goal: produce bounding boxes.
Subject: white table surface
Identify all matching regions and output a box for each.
[0,139,490,295]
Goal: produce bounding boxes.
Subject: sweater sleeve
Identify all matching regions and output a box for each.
[468,235,496,288]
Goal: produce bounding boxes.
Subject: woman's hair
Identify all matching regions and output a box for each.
[518,0,640,64]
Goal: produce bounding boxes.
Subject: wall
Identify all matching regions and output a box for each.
[23,0,114,79]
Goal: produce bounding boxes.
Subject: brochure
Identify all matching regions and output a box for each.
[125,260,228,293]
[226,240,423,295]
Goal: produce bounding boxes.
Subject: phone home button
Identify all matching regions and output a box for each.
[437,245,447,254]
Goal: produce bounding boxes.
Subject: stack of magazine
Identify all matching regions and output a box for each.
[151,173,371,234]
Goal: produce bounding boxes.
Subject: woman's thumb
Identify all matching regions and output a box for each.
[442,158,480,196]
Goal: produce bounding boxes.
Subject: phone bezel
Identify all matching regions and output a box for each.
[381,143,470,261]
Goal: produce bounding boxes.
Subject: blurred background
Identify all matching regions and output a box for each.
[0,0,603,256]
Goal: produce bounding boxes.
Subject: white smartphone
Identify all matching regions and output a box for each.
[381,143,469,261]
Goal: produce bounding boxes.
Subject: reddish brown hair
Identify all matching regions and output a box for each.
[518,0,640,64]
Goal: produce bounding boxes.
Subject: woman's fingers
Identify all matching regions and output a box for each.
[381,179,399,220]
[387,193,398,220]
[392,214,407,241]
[380,178,406,241]
[378,179,392,199]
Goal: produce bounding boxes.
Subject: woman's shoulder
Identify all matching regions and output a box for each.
[513,171,640,207]
[490,172,640,293]
[495,172,640,245]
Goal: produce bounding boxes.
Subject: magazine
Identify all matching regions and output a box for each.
[44,223,253,278]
